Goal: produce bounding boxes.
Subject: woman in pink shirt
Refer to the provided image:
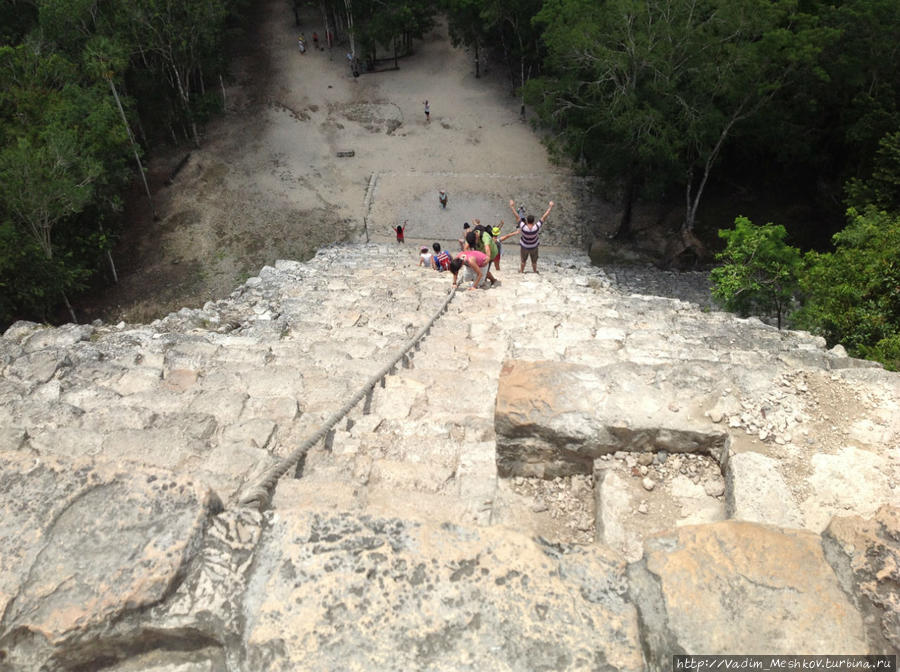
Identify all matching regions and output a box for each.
[449,250,496,290]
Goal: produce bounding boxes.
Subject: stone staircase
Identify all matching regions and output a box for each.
[1,242,898,671]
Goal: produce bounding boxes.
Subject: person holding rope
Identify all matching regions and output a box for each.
[449,249,496,291]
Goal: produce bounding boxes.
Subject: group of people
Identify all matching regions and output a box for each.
[408,198,555,291]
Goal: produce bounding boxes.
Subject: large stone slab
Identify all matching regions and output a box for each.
[725,451,803,528]
[822,505,900,653]
[495,360,729,478]
[0,451,219,671]
[244,511,643,672]
[627,520,868,668]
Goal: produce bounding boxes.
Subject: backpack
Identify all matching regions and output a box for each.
[434,251,451,271]
[482,230,498,260]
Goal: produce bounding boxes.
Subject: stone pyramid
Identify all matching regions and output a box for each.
[1,243,897,670]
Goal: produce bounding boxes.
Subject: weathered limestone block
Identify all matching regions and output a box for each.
[0,451,219,671]
[822,505,900,652]
[5,350,71,385]
[799,445,894,531]
[627,520,868,669]
[725,451,803,528]
[495,360,728,478]
[244,512,643,672]
[21,324,94,353]
[241,396,299,422]
[0,427,26,451]
[595,469,639,560]
[2,320,42,343]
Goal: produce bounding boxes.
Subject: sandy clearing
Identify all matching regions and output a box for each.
[80,0,607,324]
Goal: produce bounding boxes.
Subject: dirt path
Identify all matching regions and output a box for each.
[79,0,588,324]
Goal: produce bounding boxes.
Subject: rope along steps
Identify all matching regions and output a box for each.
[237,284,458,511]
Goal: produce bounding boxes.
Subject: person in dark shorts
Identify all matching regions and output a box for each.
[505,199,554,273]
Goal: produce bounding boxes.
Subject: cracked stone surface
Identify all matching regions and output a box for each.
[242,511,643,672]
[0,451,218,671]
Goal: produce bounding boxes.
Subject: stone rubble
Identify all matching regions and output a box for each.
[1,243,898,670]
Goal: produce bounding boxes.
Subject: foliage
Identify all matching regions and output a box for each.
[711,216,802,328]
[845,131,900,213]
[525,0,828,234]
[795,206,900,369]
[0,0,246,327]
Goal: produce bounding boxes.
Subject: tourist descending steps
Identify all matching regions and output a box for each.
[504,199,554,273]
[449,250,496,290]
[418,246,432,267]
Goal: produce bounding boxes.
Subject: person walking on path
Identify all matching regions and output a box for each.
[439,190,448,209]
[505,199,554,273]
[449,250,496,290]
[424,100,430,123]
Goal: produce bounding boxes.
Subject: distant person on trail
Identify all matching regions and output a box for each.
[449,250,496,290]
[312,32,319,49]
[432,242,451,271]
[439,190,448,209]
[505,199,554,273]
[298,34,306,53]
[424,100,430,122]
[394,221,407,243]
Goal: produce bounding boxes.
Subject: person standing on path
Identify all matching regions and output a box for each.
[505,199,554,273]
[424,100,430,123]
[439,190,448,209]
[394,221,407,243]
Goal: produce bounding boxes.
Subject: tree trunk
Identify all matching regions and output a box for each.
[613,176,638,240]
[108,77,154,214]
[344,0,356,59]
[62,291,77,323]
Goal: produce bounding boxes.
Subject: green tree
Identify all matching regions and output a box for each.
[845,131,900,213]
[711,216,802,329]
[0,130,101,321]
[795,206,900,369]
[444,0,489,78]
[526,0,828,241]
